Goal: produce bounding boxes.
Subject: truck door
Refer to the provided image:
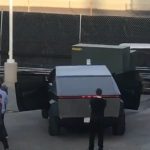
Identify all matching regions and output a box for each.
[113,71,142,110]
[15,72,49,111]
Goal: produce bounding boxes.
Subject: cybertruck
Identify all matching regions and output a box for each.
[15,44,142,136]
[16,65,127,136]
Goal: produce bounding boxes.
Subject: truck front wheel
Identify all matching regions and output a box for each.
[41,109,49,119]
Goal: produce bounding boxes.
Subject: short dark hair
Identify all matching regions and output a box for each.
[96,88,102,96]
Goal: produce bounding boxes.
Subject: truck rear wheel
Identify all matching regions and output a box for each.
[112,108,125,135]
[48,116,60,136]
[41,109,49,119]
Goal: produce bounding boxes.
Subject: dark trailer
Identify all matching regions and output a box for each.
[72,43,143,110]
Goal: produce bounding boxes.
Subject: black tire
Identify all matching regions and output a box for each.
[41,109,49,119]
[48,116,60,136]
[112,108,126,135]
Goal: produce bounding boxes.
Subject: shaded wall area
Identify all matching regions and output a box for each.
[1,11,150,67]
[1,12,79,67]
[82,16,150,44]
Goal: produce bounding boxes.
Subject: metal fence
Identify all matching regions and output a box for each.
[0,66,149,94]
[1,12,150,68]
[136,67,150,93]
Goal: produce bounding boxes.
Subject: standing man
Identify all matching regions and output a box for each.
[0,94,9,150]
[89,88,106,150]
[0,82,8,137]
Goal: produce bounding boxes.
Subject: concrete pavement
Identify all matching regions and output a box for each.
[1,84,150,150]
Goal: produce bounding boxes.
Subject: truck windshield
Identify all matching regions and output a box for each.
[56,76,120,96]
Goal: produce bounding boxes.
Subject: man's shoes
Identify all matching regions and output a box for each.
[88,148,94,150]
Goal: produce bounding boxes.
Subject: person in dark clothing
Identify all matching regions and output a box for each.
[0,81,8,138]
[89,88,106,150]
[0,94,9,150]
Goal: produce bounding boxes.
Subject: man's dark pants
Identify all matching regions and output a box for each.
[1,138,9,149]
[1,114,8,137]
[0,114,9,149]
[89,117,104,150]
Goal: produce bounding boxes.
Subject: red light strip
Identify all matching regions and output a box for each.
[58,95,120,99]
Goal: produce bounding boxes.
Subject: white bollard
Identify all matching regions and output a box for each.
[4,61,17,85]
[4,61,18,111]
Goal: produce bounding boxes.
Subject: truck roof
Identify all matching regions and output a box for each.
[55,65,120,96]
[56,65,112,77]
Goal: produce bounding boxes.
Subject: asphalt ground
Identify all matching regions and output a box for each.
[0,95,150,150]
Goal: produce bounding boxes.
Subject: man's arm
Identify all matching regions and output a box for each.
[1,97,5,114]
[103,99,107,108]
[4,94,8,106]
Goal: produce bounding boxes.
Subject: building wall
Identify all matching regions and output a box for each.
[0,0,150,11]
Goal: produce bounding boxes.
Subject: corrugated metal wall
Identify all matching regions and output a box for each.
[1,12,79,67]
